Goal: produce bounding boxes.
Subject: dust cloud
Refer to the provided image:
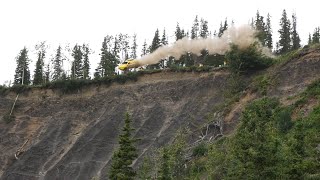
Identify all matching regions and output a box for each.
[136,25,270,66]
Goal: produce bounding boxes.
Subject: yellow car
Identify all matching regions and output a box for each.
[118,59,140,70]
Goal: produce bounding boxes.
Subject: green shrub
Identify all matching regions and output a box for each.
[10,85,31,94]
[192,143,208,157]
[226,42,273,74]
[0,85,8,95]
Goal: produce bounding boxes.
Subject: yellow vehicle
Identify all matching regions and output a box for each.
[118,59,140,70]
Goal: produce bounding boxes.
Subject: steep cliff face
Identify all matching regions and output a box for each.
[1,46,320,180]
[0,71,228,180]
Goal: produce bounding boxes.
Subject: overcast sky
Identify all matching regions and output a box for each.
[0,0,317,85]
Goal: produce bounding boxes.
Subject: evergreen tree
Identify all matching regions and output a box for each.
[52,46,63,81]
[130,34,137,59]
[218,18,228,37]
[82,44,90,79]
[175,23,184,41]
[14,47,30,85]
[312,27,320,44]
[291,13,301,50]
[308,33,312,45]
[98,36,119,77]
[278,9,291,54]
[118,33,130,60]
[191,15,199,39]
[148,29,161,69]
[160,29,168,68]
[71,44,83,79]
[113,36,120,58]
[44,63,50,83]
[33,51,45,85]
[254,11,267,45]
[161,28,168,46]
[109,112,138,180]
[265,13,273,49]
[200,18,209,38]
[227,98,279,179]
[141,40,149,57]
[158,147,171,180]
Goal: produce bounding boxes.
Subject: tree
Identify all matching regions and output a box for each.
[33,42,46,85]
[147,29,161,69]
[130,34,137,59]
[160,29,168,68]
[71,44,83,79]
[226,43,272,74]
[227,98,280,179]
[312,27,320,44]
[52,46,63,81]
[44,63,50,83]
[191,15,199,39]
[82,44,90,79]
[265,13,273,49]
[14,47,30,85]
[98,36,119,77]
[278,9,291,54]
[218,18,228,37]
[200,18,209,38]
[141,40,149,57]
[109,113,138,179]
[254,11,267,45]
[291,13,301,50]
[158,147,171,180]
[175,23,184,41]
[308,33,312,45]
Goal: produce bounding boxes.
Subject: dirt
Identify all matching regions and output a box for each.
[0,47,320,180]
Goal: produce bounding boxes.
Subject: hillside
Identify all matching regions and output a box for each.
[1,46,320,180]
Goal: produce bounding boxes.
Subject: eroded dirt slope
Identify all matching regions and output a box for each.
[0,71,228,180]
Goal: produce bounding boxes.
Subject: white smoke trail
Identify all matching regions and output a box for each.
[136,25,270,66]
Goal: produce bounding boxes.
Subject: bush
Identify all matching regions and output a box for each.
[192,143,208,157]
[226,42,273,74]
[0,85,8,95]
[10,85,30,94]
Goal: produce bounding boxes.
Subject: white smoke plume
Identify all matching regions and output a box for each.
[136,25,270,66]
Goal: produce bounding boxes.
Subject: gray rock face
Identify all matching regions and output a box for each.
[0,71,227,180]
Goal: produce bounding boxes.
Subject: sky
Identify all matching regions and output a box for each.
[0,0,318,85]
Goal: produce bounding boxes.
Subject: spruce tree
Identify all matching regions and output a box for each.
[109,112,138,180]
[44,63,50,83]
[71,44,83,79]
[160,29,168,68]
[14,47,30,85]
[254,11,267,45]
[218,18,228,37]
[82,44,90,79]
[52,46,63,81]
[130,34,137,59]
[200,18,209,38]
[148,29,161,69]
[191,15,199,39]
[227,98,279,179]
[158,147,171,180]
[278,9,291,54]
[291,13,301,50]
[33,51,45,85]
[312,27,320,44]
[175,23,184,41]
[265,13,273,49]
[141,40,148,57]
[308,33,312,45]
[98,36,119,76]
